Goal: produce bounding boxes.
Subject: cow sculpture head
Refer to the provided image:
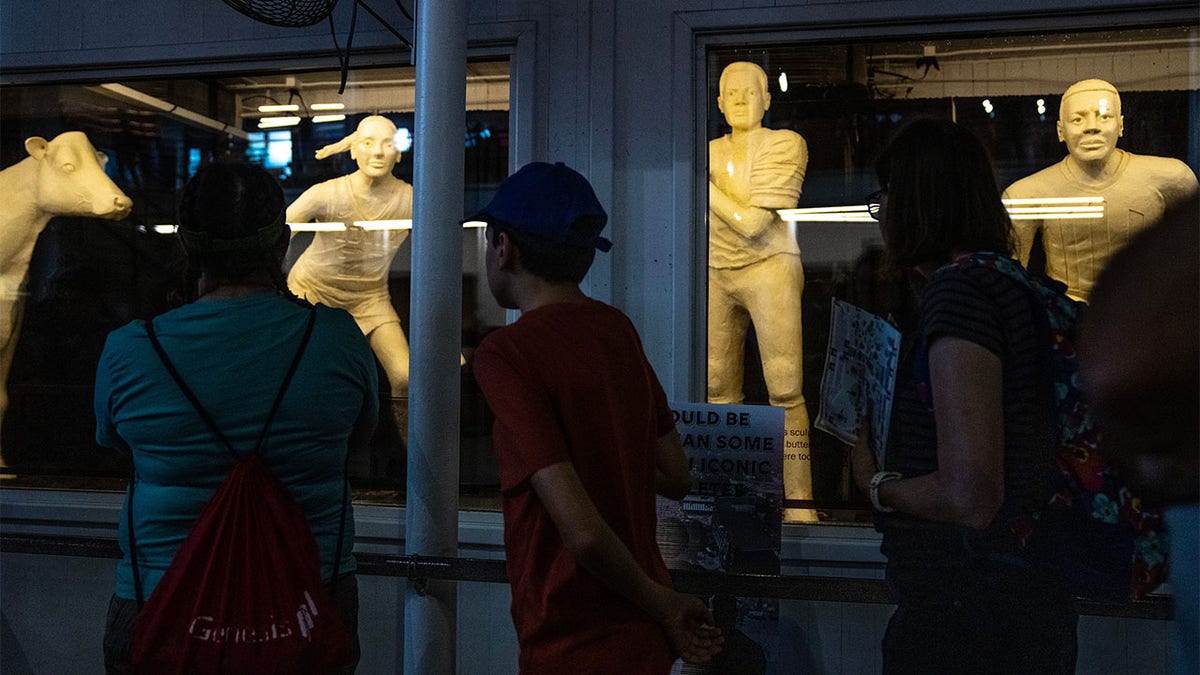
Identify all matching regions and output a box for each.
[25,132,133,221]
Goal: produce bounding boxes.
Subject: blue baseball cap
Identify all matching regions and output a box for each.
[468,161,612,252]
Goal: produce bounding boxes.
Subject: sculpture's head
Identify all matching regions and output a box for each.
[313,115,401,178]
[349,115,401,178]
[1057,78,1123,164]
[718,61,770,132]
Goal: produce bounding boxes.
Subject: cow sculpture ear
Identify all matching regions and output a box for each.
[24,137,49,160]
[96,150,110,168]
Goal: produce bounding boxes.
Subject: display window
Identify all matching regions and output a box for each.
[702,26,1198,522]
[0,60,511,501]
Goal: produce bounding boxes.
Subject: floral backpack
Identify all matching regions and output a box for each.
[949,252,1166,601]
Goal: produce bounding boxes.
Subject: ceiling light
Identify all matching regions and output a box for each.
[312,114,347,123]
[258,116,301,129]
[258,103,300,113]
[310,102,346,111]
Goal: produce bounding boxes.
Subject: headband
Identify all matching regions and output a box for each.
[177,209,287,254]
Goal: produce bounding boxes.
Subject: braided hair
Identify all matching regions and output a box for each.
[175,162,306,306]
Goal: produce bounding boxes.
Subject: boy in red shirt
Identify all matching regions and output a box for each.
[471,162,723,673]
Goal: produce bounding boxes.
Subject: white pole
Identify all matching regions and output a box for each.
[404,0,467,671]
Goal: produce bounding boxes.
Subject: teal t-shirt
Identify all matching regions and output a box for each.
[94,294,378,600]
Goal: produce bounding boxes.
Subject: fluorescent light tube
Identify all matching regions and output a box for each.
[258,116,301,128]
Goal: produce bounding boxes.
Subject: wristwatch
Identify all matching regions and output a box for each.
[869,471,903,513]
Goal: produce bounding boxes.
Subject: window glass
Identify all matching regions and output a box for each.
[704,26,1198,523]
[0,61,511,499]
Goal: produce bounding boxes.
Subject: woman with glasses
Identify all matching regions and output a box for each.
[850,118,1078,674]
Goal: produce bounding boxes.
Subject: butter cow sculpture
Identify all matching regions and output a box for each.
[0,132,133,458]
[1003,78,1199,302]
[285,115,415,439]
[707,62,814,520]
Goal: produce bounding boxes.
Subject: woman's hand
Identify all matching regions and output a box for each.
[849,411,879,496]
[849,415,878,494]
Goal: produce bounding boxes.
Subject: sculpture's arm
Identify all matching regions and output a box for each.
[708,180,777,240]
[285,185,327,239]
[1001,187,1040,266]
[1160,163,1199,207]
[1011,219,1040,267]
[708,129,806,241]
[285,183,328,223]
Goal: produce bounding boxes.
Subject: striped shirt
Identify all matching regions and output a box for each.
[880,256,1056,561]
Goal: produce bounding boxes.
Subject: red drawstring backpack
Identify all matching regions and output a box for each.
[127,307,353,674]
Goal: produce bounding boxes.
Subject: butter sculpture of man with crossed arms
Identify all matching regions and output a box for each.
[1003,78,1198,302]
[707,61,813,520]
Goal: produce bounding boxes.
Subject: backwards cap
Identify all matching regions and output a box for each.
[469,162,612,252]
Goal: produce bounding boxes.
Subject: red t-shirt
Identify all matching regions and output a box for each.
[474,299,677,674]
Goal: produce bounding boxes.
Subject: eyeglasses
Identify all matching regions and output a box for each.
[866,189,885,221]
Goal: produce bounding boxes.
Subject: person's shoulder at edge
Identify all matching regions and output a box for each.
[475,299,624,352]
[311,301,359,330]
[501,297,616,322]
[309,302,374,354]
[926,253,996,281]
[537,298,631,330]
[96,317,154,367]
[923,254,1025,304]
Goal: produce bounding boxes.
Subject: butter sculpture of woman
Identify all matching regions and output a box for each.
[286,115,413,436]
[1003,79,1198,302]
[707,62,813,520]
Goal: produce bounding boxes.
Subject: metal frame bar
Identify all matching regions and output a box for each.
[0,532,1173,621]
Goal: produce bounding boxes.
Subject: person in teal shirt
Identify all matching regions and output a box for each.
[95,163,378,674]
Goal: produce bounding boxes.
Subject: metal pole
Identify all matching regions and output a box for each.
[405,0,467,671]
